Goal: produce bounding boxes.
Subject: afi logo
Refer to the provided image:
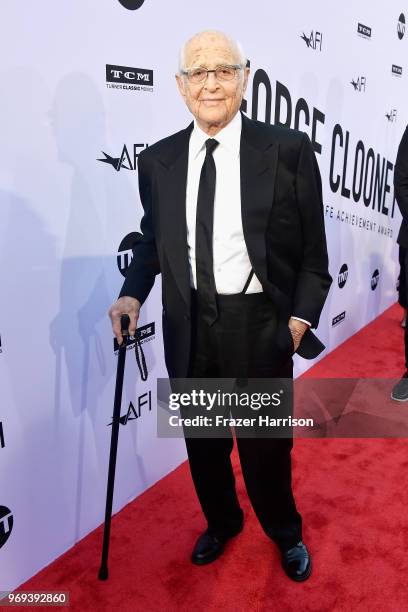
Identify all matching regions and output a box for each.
[371,269,379,290]
[338,264,348,288]
[385,109,397,122]
[351,76,366,92]
[398,13,406,39]
[300,31,322,50]
[108,393,152,426]
[98,144,147,171]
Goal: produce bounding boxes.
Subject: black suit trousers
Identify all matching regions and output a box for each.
[402,248,408,368]
[183,288,302,552]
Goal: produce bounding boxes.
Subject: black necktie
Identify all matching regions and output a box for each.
[195,138,219,325]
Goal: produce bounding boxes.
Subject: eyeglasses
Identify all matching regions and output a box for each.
[181,64,243,84]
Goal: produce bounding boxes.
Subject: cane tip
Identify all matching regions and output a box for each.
[98,566,109,581]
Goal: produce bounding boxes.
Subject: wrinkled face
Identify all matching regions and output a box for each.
[176,33,249,134]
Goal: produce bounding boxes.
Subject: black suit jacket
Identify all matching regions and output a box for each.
[395,126,408,247]
[119,111,332,377]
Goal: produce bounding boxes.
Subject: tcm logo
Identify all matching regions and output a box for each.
[398,13,406,39]
[113,322,155,352]
[108,392,152,426]
[338,264,348,289]
[0,506,13,550]
[357,23,372,39]
[106,64,153,91]
[300,30,322,50]
[371,269,379,290]
[385,109,397,122]
[351,76,366,92]
[392,65,403,77]
[98,144,147,171]
[332,311,346,327]
[118,0,145,9]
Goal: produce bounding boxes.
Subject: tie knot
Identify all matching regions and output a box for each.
[205,138,219,155]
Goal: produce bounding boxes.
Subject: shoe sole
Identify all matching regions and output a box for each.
[390,391,408,401]
[191,523,244,566]
[191,544,225,566]
[285,556,312,582]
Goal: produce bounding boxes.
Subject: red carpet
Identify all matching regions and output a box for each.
[17,303,408,611]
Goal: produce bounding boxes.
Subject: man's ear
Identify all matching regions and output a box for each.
[242,67,250,94]
[175,73,186,100]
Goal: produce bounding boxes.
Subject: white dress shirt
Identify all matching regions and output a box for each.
[185,110,310,325]
[186,111,262,294]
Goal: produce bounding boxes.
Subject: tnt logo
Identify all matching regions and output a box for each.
[118,0,145,9]
[371,269,379,290]
[398,14,406,39]
[300,30,322,51]
[0,507,13,550]
[338,264,348,288]
[117,232,144,276]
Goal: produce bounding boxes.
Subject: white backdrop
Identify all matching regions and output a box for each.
[0,0,406,591]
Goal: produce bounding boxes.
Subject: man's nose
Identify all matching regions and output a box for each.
[204,72,219,91]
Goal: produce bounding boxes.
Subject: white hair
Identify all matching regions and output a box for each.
[178,30,247,73]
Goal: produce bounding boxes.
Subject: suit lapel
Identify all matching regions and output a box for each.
[156,113,286,313]
[240,112,279,287]
[156,123,193,309]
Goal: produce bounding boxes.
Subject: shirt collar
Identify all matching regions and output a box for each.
[189,110,242,159]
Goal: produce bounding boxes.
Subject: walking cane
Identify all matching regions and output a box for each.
[98,313,147,581]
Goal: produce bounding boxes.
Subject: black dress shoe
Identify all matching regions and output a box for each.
[391,373,408,401]
[191,523,243,566]
[281,541,312,581]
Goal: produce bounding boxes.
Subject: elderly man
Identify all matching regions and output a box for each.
[109,30,331,581]
[392,125,408,401]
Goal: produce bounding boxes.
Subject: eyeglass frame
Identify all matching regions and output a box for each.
[180,64,244,83]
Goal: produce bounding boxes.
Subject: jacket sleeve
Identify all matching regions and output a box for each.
[394,126,408,222]
[292,132,332,328]
[118,150,161,304]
